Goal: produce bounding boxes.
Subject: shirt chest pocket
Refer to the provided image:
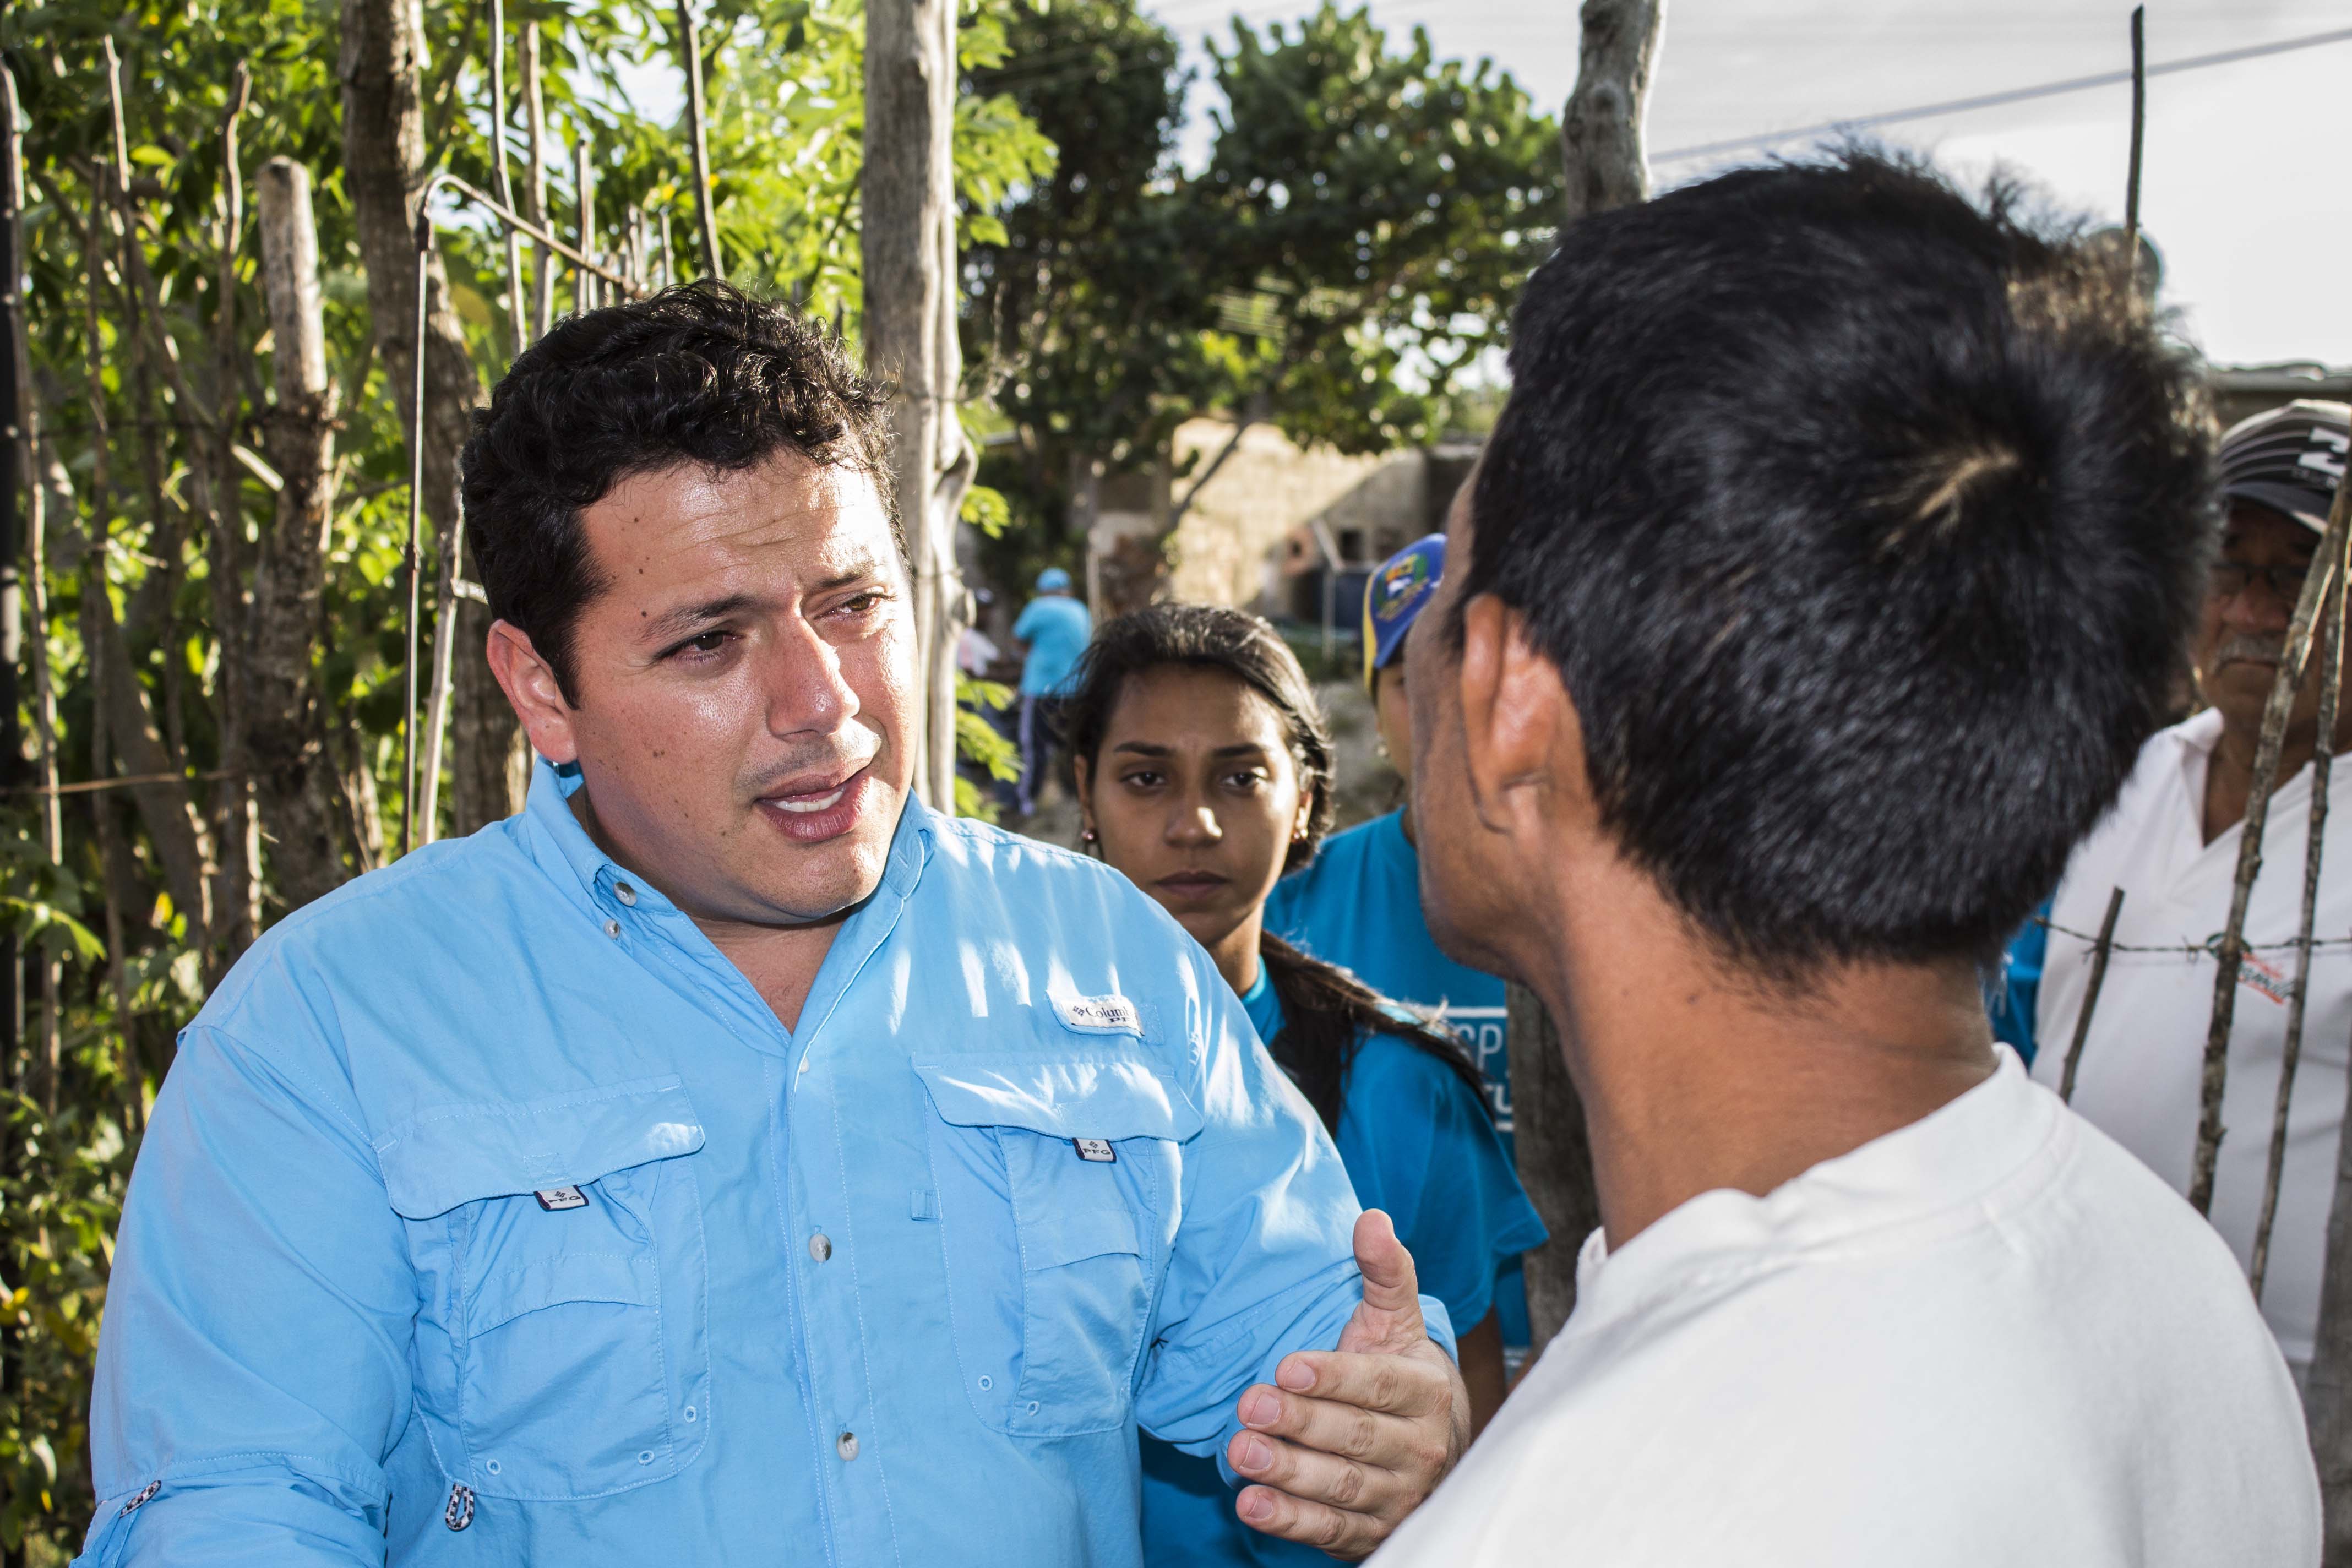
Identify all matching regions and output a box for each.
[915,1057,1204,1438]
[377,1077,712,1502]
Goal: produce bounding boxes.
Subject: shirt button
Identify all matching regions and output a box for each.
[837,1431,859,1461]
[602,918,622,940]
[809,1232,833,1263]
[614,881,638,907]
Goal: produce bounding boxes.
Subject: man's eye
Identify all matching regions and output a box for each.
[1121,771,1163,789]
[668,630,732,659]
[837,591,887,616]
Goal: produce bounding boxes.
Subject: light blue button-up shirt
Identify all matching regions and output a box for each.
[77,763,1452,1566]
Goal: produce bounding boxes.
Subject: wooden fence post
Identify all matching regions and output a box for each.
[1507,0,1667,1352]
[2290,460,2352,1562]
[2058,887,2126,1104]
[2192,478,2352,1213]
[2253,537,2346,1302]
[864,0,973,811]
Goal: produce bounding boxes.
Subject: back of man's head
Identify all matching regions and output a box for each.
[1466,151,2214,978]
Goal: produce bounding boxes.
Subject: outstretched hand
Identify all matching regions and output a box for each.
[1225,1210,1471,1559]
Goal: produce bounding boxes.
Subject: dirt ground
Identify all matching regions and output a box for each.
[1008,677,1403,852]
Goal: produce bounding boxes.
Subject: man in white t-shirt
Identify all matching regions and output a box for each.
[1358,154,2319,1565]
[2021,399,2351,1375]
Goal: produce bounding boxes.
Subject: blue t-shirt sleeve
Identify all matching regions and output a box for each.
[1334,1033,1548,1333]
[1988,900,2050,1066]
[1012,601,1041,641]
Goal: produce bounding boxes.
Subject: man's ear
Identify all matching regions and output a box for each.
[1457,593,1581,837]
[484,620,578,765]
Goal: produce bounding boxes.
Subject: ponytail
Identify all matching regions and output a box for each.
[1258,931,1489,1135]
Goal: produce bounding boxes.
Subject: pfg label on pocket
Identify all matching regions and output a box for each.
[1072,1137,1117,1163]
[1053,993,1142,1036]
[534,1186,589,1211]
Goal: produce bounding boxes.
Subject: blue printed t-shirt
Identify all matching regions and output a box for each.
[1986,899,2051,1067]
[1263,808,1533,1343]
[1014,594,1094,697]
[1139,968,1546,1568]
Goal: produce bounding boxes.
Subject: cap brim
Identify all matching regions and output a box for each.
[2225,480,2334,534]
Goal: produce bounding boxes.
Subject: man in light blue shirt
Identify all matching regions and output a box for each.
[77,285,1465,1566]
[1012,567,1092,813]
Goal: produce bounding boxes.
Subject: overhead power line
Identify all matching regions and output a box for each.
[1652,24,2352,165]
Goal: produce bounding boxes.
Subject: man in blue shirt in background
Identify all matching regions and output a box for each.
[1014,566,1093,814]
[1265,532,1534,1364]
[76,285,1467,1566]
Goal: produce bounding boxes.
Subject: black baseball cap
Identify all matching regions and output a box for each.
[2218,399,2349,533]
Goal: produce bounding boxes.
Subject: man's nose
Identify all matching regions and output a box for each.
[761,619,859,737]
[2224,581,2295,634]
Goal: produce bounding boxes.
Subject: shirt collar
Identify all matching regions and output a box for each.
[519,755,933,926]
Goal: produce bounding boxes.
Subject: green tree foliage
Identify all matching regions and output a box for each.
[0,1,1047,1555]
[966,1,1559,580]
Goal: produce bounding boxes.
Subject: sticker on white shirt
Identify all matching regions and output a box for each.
[534,1186,589,1211]
[1073,1137,1117,1163]
[1053,992,1144,1036]
[2238,949,2292,1006]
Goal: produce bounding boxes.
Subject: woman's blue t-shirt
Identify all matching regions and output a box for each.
[1139,967,1547,1568]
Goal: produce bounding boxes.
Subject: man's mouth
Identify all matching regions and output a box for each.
[2217,637,2286,669]
[772,782,849,814]
[754,762,875,843]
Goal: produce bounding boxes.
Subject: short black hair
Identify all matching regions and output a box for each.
[460,282,894,702]
[1463,151,2215,977]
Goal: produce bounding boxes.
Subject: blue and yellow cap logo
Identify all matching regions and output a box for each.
[1362,533,1447,688]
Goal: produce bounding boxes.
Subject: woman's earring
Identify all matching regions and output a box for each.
[1081,826,1098,843]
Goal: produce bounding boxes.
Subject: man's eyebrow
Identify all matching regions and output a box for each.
[812,557,889,593]
[645,594,756,643]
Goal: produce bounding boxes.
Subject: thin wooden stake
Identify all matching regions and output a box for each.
[523,23,553,337]
[574,128,596,314]
[2193,483,2352,1212]
[2124,6,2147,291]
[678,0,723,279]
[400,211,430,857]
[2252,531,2347,1302]
[491,0,526,357]
[659,208,675,289]
[2059,886,2126,1104]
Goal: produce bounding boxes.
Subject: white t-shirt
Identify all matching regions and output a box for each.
[2032,709,2352,1366]
[1371,1050,2317,1567]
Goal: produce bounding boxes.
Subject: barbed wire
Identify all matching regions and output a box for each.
[2032,914,2352,959]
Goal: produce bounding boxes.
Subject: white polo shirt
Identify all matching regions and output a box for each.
[1369,1050,2316,1566]
[2032,708,2352,1366]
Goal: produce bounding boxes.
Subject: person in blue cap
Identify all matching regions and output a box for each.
[1013,565,1094,814]
[1262,525,1538,1368]
[1055,603,1543,1567]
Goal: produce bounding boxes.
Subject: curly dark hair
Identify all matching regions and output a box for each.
[459,281,895,703]
[1059,603,1486,1133]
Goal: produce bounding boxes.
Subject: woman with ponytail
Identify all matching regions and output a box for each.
[1061,604,1544,1568]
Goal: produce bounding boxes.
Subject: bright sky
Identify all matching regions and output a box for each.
[1148,0,2352,368]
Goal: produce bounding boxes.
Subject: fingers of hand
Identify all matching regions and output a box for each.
[1351,1210,1423,1309]
[1233,1481,1380,1560]
[1228,1426,1392,1516]
[1263,1346,1450,1423]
